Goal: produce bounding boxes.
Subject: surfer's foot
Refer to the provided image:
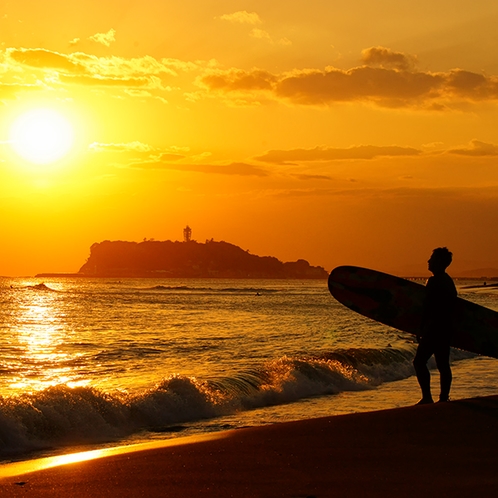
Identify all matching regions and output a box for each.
[416,397,434,405]
[437,397,450,403]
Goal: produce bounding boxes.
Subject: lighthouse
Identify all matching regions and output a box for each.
[183,225,192,243]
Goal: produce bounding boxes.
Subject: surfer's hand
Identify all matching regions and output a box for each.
[416,335,422,343]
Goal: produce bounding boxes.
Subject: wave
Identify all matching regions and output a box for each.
[0,345,469,459]
[143,285,279,294]
[24,283,56,292]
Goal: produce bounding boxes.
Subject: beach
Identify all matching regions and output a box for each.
[1,395,497,497]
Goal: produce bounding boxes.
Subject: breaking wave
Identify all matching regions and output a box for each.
[24,283,57,292]
[0,346,426,458]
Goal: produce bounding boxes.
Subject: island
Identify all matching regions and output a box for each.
[37,238,328,279]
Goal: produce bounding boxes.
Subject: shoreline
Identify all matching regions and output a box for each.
[1,395,497,497]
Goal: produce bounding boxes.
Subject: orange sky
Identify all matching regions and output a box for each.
[1,1,498,276]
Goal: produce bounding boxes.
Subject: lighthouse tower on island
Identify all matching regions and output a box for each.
[183,225,192,243]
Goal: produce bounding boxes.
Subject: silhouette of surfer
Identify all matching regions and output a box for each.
[413,247,457,404]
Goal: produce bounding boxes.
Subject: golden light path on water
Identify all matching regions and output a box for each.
[9,282,88,393]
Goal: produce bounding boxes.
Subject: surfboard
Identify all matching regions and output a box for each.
[328,265,498,359]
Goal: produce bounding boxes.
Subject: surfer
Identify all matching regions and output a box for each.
[413,247,457,404]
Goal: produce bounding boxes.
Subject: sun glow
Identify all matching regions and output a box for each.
[10,109,75,165]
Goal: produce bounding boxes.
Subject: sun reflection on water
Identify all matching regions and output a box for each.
[4,281,87,394]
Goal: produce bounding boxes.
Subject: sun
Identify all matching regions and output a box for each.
[10,109,75,165]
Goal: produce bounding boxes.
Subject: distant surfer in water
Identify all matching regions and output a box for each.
[414,247,457,404]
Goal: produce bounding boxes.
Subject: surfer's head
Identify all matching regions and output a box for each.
[428,247,453,274]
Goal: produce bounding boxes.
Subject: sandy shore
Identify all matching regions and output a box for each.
[1,396,497,497]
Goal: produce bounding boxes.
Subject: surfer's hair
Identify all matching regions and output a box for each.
[432,247,453,269]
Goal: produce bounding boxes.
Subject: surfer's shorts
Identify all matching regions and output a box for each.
[414,335,451,366]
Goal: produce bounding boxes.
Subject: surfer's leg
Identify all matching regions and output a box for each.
[413,340,434,403]
[434,344,452,402]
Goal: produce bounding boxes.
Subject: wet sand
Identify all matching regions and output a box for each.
[1,396,497,497]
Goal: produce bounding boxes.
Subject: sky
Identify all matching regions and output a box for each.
[1,0,498,276]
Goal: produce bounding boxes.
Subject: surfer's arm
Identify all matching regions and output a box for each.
[420,278,435,336]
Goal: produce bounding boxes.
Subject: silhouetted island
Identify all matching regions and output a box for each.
[37,239,328,279]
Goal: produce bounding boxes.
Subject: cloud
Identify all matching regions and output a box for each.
[72,53,178,78]
[0,82,40,99]
[219,11,262,25]
[219,11,290,46]
[6,49,178,79]
[88,143,266,175]
[256,145,422,164]
[199,47,498,108]
[250,28,272,41]
[157,153,187,161]
[89,141,154,153]
[275,67,444,105]
[8,48,86,73]
[250,28,292,46]
[293,174,333,181]
[4,49,176,94]
[447,140,498,156]
[446,70,493,99]
[265,185,498,202]
[58,73,161,89]
[200,68,277,92]
[5,45,498,109]
[361,46,417,71]
[89,28,116,47]
[134,161,269,176]
[89,142,199,165]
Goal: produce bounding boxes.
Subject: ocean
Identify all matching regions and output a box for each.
[1,276,498,462]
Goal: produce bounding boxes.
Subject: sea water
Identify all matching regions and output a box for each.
[0,277,497,461]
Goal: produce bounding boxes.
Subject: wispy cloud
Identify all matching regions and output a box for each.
[0,82,40,99]
[7,48,177,78]
[219,11,291,46]
[133,161,269,176]
[89,141,154,153]
[447,140,498,156]
[58,73,162,89]
[292,173,333,181]
[250,28,292,46]
[219,11,262,25]
[256,145,422,164]
[3,48,177,95]
[88,143,269,176]
[8,48,87,73]
[89,28,116,47]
